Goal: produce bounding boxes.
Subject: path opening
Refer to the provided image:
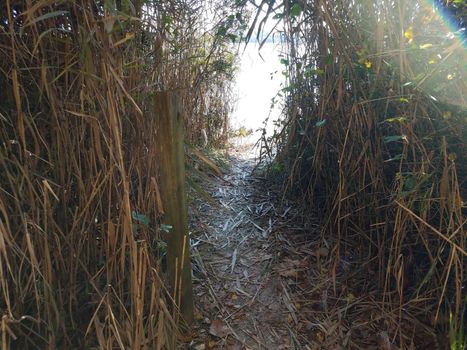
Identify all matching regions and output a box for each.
[186,39,298,348]
[232,41,284,143]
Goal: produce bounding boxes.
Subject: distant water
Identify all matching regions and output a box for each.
[232,42,284,140]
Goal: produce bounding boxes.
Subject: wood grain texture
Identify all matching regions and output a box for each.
[155,92,194,325]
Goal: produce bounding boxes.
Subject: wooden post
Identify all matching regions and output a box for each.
[155,92,194,325]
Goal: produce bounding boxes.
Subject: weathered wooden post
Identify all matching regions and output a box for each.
[155,92,194,325]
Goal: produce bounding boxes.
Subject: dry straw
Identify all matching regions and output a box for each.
[0,0,237,348]
[255,0,466,347]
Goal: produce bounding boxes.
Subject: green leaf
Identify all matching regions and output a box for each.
[20,11,69,35]
[419,43,433,49]
[290,4,302,17]
[160,224,173,233]
[227,33,238,43]
[132,211,150,226]
[384,135,403,143]
[162,15,173,25]
[32,10,69,23]
[315,119,327,127]
[280,58,289,65]
[404,176,417,191]
[157,239,167,254]
[384,116,407,124]
[399,98,409,103]
[384,154,403,162]
[216,26,227,37]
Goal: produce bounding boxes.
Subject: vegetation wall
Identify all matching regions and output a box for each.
[0,0,240,347]
[256,0,466,346]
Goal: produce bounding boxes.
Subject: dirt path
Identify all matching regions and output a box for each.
[188,142,299,349]
[186,142,443,350]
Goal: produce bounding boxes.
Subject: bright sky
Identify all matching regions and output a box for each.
[232,41,285,138]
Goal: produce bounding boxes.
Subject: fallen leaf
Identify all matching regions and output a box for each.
[279,269,299,278]
[209,319,231,338]
[227,341,243,350]
[315,330,325,343]
[317,247,329,257]
[207,339,218,349]
[191,342,206,350]
[194,307,203,321]
[346,293,355,302]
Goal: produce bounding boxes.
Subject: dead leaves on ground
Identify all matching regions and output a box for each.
[190,319,242,350]
[275,257,310,279]
[208,319,231,338]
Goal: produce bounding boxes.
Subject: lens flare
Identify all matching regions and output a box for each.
[424,1,466,45]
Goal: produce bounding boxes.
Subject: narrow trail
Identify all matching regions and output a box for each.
[188,141,299,349]
[186,141,409,350]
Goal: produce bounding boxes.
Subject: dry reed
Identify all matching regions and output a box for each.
[0,0,238,348]
[255,0,466,347]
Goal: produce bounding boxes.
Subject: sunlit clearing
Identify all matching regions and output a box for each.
[233,42,284,143]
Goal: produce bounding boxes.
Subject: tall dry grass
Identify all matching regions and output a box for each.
[256,0,466,346]
[148,0,241,147]
[0,0,239,348]
[0,1,176,348]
